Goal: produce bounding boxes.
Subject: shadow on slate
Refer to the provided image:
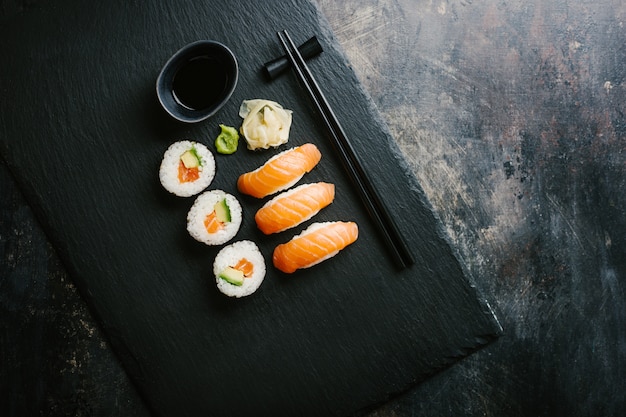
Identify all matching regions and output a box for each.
[0,0,501,416]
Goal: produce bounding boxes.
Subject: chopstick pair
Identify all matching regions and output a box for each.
[277,30,415,269]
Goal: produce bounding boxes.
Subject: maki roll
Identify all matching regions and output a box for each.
[214,240,266,297]
[159,140,215,197]
[187,190,242,245]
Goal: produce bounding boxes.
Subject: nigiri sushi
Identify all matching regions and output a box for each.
[255,182,335,234]
[237,143,321,198]
[273,221,358,273]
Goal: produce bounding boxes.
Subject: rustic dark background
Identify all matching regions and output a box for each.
[2,0,625,416]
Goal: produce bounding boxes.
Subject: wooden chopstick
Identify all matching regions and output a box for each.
[277,30,415,269]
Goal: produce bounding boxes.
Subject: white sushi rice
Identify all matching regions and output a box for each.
[187,190,242,245]
[214,240,266,297]
[159,140,215,197]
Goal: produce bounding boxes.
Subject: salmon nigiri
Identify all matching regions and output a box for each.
[273,221,358,273]
[255,182,335,234]
[237,143,321,198]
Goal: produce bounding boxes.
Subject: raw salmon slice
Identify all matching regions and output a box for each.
[203,210,224,234]
[255,182,335,235]
[237,143,321,198]
[272,221,358,273]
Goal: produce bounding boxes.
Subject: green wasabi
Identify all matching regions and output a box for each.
[215,124,239,154]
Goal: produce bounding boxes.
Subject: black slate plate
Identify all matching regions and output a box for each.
[0,0,501,416]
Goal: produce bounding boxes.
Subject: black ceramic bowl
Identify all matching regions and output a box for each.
[156,40,238,123]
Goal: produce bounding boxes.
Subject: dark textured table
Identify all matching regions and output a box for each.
[2,0,625,416]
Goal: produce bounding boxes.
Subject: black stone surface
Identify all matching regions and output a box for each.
[0,0,500,416]
[3,0,626,416]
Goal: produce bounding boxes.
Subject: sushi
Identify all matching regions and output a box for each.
[237,143,321,198]
[255,182,335,235]
[214,240,266,297]
[159,140,215,197]
[187,190,242,245]
[272,221,359,273]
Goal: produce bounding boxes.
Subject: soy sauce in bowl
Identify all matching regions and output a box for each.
[157,41,238,123]
[172,56,228,111]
